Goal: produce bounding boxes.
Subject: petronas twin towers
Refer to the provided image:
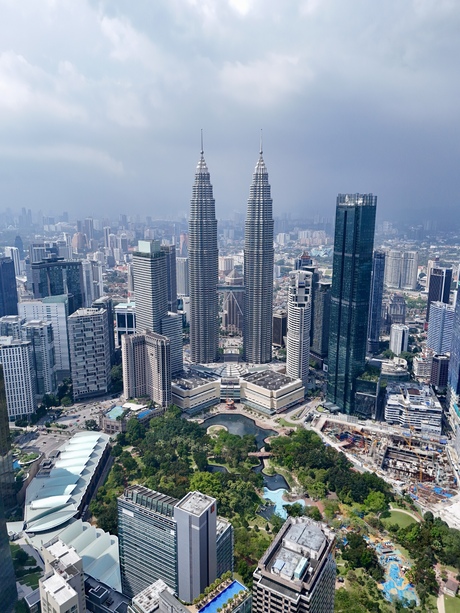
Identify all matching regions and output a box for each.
[189,145,274,365]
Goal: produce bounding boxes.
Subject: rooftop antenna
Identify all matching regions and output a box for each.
[201,129,204,156]
[259,129,263,155]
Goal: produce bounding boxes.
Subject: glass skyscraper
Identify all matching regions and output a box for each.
[367,250,386,354]
[448,290,460,454]
[243,148,274,364]
[327,193,377,414]
[0,257,18,318]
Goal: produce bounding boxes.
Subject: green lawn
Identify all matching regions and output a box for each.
[382,510,417,529]
[19,572,42,589]
[444,595,460,613]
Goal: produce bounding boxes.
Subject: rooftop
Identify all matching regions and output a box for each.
[175,491,215,516]
[242,369,295,390]
[131,579,172,613]
[172,370,218,390]
[41,572,77,605]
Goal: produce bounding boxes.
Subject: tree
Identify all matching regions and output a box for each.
[364,491,387,514]
[110,364,123,393]
[85,419,99,431]
[126,418,146,445]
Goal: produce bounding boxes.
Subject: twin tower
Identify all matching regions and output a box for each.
[189,146,274,365]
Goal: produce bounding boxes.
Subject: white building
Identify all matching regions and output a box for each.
[0,337,36,420]
[384,382,443,435]
[385,250,418,290]
[390,324,409,355]
[22,320,57,399]
[176,257,189,296]
[4,246,21,276]
[40,540,86,613]
[68,308,111,400]
[286,270,312,388]
[171,371,220,415]
[427,301,454,354]
[413,349,434,381]
[115,301,136,347]
[240,370,305,415]
[122,331,171,408]
[19,295,70,380]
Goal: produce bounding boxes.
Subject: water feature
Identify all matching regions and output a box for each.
[202,413,276,450]
[261,488,306,519]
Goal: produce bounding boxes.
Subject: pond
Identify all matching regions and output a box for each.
[260,488,306,520]
[202,413,277,450]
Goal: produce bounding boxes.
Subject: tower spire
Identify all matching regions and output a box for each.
[259,129,263,156]
[200,129,204,156]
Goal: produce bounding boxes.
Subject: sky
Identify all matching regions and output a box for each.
[0,0,459,224]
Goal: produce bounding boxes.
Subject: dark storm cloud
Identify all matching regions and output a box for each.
[0,0,459,222]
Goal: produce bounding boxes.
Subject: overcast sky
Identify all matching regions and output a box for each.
[0,0,459,224]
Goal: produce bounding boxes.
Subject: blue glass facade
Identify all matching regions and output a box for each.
[327,194,377,414]
[448,291,460,452]
[367,250,385,354]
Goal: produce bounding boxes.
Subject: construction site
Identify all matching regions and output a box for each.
[315,415,457,506]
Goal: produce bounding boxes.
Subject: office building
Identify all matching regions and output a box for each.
[128,579,189,613]
[188,148,219,364]
[0,494,17,612]
[244,147,274,364]
[413,348,434,381]
[82,260,104,307]
[389,324,409,356]
[385,382,442,436]
[161,245,178,313]
[31,257,84,314]
[122,331,171,407]
[92,296,116,365]
[286,271,312,388]
[4,246,21,276]
[427,266,452,322]
[176,257,189,296]
[40,540,86,613]
[22,320,57,399]
[431,354,450,390]
[0,257,18,317]
[327,193,377,414]
[0,337,36,420]
[273,312,287,348]
[367,250,385,354]
[118,485,233,601]
[427,302,455,354]
[387,293,407,327]
[68,308,111,400]
[448,293,460,453]
[252,517,336,613]
[115,301,136,347]
[0,366,15,510]
[133,240,168,333]
[19,295,71,380]
[161,313,183,375]
[310,280,331,365]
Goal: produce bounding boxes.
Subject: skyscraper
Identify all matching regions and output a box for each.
[243,147,274,364]
[0,366,16,510]
[367,250,386,354]
[310,280,331,364]
[0,493,17,612]
[389,323,409,356]
[31,257,84,315]
[161,245,178,313]
[133,241,168,334]
[189,147,219,364]
[176,257,189,296]
[427,266,452,322]
[448,292,460,454]
[286,270,312,388]
[327,193,377,414]
[0,337,36,421]
[0,257,18,318]
[427,302,455,355]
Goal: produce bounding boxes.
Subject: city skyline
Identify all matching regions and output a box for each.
[0,2,459,223]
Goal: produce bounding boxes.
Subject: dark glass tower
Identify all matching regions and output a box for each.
[0,258,18,318]
[189,148,219,364]
[31,257,84,314]
[367,250,386,354]
[327,193,377,414]
[448,291,460,454]
[243,148,274,364]
[426,267,452,322]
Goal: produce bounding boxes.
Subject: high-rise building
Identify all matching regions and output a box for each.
[0,257,18,318]
[286,271,312,388]
[68,308,111,400]
[133,241,168,334]
[22,320,57,399]
[0,337,36,420]
[115,301,137,347]
[384,250,402,289]
[252,517,336,613]
[273,312,287,348]
[92,296,116,365]
[310,280,331,365]
[0,366,16,510]
[367,250,386,354]
[160,313,183,375]
[389,324,409,356]
[327,193,376,414]
[427,302,455,355]
[118,486,232,602]
[31,257,84,315]
[0,493,17,612]
[19,295,70,380]
[427,267,452,322]
[431,354,449,390]
[384,250,418,290]
[188,148,219,364]
[243,148,274,364]
[122,331,171,407]
[448,292,460,454]
[161,245,178,313]
[176,257,189,296]
[4,247,21,277]
[40,540,86,613]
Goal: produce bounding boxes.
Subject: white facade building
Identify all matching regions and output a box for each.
[4,246,21,276]
[385,382,443,435]
[0,337,36,420]
[427,301,455,354]
[390,324,409,355]
[22,320,57,399]
[286,270,312,388]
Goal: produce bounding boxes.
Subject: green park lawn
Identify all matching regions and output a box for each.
[444,595,460,613]
[382,510,417,529]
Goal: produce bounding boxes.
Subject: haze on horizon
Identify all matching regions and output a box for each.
[0,0,459,224]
